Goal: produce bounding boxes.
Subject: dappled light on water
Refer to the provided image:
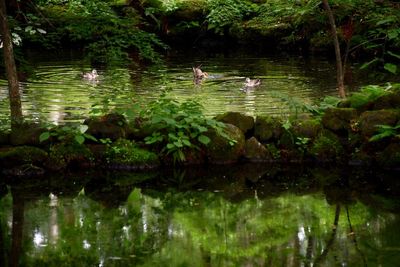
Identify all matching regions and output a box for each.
[0,52,354,125]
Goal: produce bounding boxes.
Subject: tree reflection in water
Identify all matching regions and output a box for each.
[0,165,399,266]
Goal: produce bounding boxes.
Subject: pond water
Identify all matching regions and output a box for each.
[1,165,399,266]
[0,49,372,126]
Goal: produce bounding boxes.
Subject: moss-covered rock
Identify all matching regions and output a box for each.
[9,122,47,146]
[376,143,400,169]
[215,112,254,136]
[292,119,323,140]
[254,115,282,142]
[359,109,400,138]
[243,137,273,162]
[309,130,344,162]
[46,143,94,171]
[84,113,128,141]
[206,123,245,164]
[373,90,400,110]
[321,108,358,134]
[104,139,160,169]
[0,146,48,167]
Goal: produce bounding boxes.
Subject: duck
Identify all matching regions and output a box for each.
[193,66,208,84]
[244,77,261,87]
[83,69,99,80]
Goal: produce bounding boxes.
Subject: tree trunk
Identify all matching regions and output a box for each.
[322,0,346,98]
[0,0,23,128]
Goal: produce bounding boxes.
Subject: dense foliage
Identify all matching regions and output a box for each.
[135,93,229,163]
[8,0,167,63]
[3,0,400,72]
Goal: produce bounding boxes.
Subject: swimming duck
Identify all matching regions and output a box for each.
[193,66,208,84]
[83,69,99,80]
[244,77,261,87]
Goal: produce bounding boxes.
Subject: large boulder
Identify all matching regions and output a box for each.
[243,137,273,162]
[84,113,128,141]
[254,115,283,142]
[215,112,254,136]
[206,123,245,164]
[359,109,400,138]
[321,108,358,134]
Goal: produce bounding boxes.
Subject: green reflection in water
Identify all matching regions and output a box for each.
[0,171,399,267]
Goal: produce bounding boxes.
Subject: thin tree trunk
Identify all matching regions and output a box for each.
[0,0,23,128]
[322,0,346,98]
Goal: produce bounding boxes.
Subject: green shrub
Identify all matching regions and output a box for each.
[136,93,229,163]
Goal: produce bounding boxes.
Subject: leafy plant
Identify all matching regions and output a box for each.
[304,96,342,116]
[39,124,97,145]
[347,84,389,108]
[296,136,311,156]
[369,124,400,142]
[137,94,230,163]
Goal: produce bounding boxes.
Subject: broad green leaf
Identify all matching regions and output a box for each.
[37,28,47,34]
[174,140,183,148]
[198,135,211,145]
[167,143,175,149]
[83,134,97,142]
[25,26,33,32]
[384,63,397,74]
[75,135,85,144]
[39,132,50,142]
[79,124,89,133]
[182,139,191,147]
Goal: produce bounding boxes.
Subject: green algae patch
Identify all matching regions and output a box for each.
[104,139,160,169]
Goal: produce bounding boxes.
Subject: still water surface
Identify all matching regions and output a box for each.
[0,50,368,125]
[1,165,399,266]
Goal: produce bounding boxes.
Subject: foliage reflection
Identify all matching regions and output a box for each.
[0,167,399,266]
